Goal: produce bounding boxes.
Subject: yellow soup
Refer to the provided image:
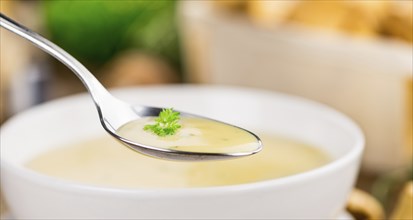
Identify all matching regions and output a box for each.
[26,135,330,188]
[117,117,260,153]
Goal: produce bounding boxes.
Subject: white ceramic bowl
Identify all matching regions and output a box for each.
[0,85,363,219]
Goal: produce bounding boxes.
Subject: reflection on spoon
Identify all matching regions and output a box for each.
[0,13,262,161]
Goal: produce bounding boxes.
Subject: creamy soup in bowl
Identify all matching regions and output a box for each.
[0,85,364,219]
[26,134,330,188]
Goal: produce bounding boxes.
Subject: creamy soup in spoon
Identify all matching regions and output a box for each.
[117,117,260,154]
[26,134,330,188]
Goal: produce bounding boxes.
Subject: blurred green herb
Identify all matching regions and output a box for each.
[43,0,180,71]
[144,108,181,137]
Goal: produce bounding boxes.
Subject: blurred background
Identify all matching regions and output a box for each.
[0,0,412,219]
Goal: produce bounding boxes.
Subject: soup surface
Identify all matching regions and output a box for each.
[117,117,260,153]
[26,135,330,188]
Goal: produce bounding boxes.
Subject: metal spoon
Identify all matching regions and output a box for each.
[0,13,262,161]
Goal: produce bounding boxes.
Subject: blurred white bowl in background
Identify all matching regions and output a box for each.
[178,1,412,173]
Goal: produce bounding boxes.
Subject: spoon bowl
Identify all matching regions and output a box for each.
[102,105,262,160]
[0,13,262,160]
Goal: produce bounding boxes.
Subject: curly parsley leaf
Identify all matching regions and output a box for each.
[144,108,181,137]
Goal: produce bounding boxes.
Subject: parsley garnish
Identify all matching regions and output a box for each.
[144,108,181,137]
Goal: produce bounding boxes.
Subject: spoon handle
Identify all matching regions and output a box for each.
[0,13,112,107]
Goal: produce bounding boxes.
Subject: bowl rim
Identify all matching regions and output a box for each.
[0,85,364,197]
